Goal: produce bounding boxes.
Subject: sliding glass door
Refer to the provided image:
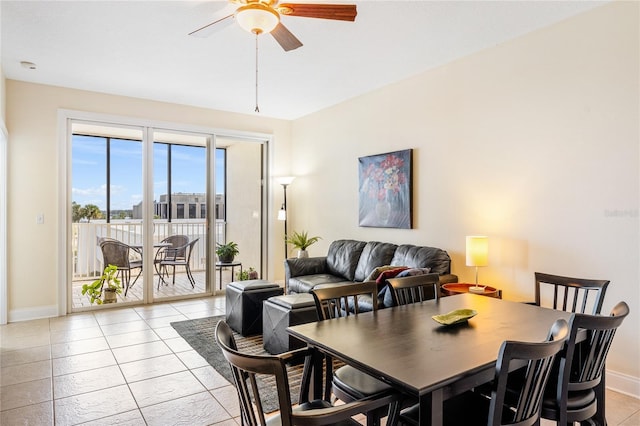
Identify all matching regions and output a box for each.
[66,115,268,312]
[152,130,209,300]
[71,124,145,308]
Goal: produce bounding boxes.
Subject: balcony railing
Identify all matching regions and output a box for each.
[72,220,225,281]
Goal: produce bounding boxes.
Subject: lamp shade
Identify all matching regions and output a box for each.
[235,3,280,34]
[276,176,295,186]
[466,236,489,267]
[277,206,286,221]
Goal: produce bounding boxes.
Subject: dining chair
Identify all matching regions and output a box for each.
[532,272,610,314]
[153,235,189,282]
[541,301,629,426]
[311,282,401,426]
[157,238,199,289]
[215,320,400,426]
[386,273,440,306]
[99,239,142,296]
[399,318,569,426]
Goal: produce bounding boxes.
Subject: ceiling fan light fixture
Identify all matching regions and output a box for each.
[235,3,280,35]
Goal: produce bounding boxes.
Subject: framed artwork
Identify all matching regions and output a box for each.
[358,149,412,228]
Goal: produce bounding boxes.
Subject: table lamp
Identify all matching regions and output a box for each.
[466,236,488,293]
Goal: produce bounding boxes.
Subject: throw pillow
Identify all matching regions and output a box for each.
[365,265,398,282]
[395,267,431,278]
[375,267,409,285]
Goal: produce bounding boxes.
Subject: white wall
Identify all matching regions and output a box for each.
[290,2,639,394]
[5,81,292,318]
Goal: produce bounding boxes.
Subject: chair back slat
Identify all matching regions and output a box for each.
[534,272,609,314]
[489,319,569,426]
[311,282,378,320]
[386,273,440,306]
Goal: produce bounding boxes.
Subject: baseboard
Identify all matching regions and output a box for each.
[8,305,59,322]
[607,369,640,399]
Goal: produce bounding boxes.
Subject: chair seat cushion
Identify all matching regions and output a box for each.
[400,390,510,426]
[333,365,392,397]
[542,389,596,413]
[266,399,362,426]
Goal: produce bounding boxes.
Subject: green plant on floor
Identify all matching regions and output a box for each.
[81,264,123,305]
[285,230,321,251]
[216,241,239,263]
[236,267,259,281]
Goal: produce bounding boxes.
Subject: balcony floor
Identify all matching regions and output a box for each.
[71,268,236,310]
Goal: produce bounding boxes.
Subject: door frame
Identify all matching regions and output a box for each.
[57,109,272,314]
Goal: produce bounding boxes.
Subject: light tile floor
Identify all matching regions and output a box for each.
[1,296,639,425]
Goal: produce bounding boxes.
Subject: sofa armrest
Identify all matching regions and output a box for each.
[439,274,458,285]
[284,257,328,291]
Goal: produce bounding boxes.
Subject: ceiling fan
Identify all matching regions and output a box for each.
[189,0,357,51]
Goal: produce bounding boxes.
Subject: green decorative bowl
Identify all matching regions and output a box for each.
[432,309,477,326]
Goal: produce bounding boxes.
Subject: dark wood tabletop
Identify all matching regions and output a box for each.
[288,293,573,426]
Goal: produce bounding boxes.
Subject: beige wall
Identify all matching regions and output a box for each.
[291,2,639,391]
[5,81,292,317]
[1,68,5,124]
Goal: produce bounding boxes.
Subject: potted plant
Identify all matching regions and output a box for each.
[81,264,123,305]
[216,241,239,263]
[236,267,259,281]
[285,230,321,258]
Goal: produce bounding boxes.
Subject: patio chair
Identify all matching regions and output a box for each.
[154,235,189,283]
[399,318,569,426]
[157,238,199,289]
[99,239,142,297]
[215,320,400,426]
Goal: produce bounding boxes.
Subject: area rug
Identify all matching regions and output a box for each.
[170,315,305,413]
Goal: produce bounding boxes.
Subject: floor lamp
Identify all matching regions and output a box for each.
[277,176,295,258]
[466,236,488,293]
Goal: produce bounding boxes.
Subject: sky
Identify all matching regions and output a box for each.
[72,135,225,211]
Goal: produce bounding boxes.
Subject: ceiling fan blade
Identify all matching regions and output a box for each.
[271,23,303,52]
[188,14,235,37]
[277,3,357,21]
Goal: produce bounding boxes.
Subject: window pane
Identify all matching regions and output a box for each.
[110,138,142,220]
[72,135,106,219]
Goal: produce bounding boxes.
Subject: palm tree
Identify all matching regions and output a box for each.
[80,204,103,222]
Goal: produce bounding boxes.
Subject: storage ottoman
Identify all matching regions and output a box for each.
[225,280,283,336]
[263,293,318,354]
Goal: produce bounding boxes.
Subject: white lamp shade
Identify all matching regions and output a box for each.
[466,236,489,267]
[277,208,286,221]
[276,176,295,186]
[235,4,280,34]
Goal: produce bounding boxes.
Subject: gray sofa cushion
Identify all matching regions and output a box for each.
[354,241,398,282]
[326,240,367,281]
[391,244,451,275]
[288,274,350,294]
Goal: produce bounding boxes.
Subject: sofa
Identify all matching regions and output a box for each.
[284,239,458,310]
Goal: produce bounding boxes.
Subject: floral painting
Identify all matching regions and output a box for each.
[358,149,412,228]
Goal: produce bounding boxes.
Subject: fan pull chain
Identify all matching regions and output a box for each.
[254,33,260,113]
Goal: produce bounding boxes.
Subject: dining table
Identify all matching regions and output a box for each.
[288,293,575,426]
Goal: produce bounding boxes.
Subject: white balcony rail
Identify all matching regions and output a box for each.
[72,220,225,281]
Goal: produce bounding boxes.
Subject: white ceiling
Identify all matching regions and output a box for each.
[1,1,606,120]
